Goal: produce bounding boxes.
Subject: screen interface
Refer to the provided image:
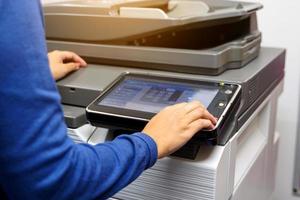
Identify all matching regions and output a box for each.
[98,77,219,113]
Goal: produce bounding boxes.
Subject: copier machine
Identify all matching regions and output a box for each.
[43,0,286,199]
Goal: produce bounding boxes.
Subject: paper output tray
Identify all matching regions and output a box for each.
[48,32,261,75]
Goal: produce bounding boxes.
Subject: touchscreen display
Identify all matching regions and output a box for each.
[98,77,219,113]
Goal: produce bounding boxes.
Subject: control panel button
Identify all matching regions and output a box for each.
[218,102,225,107]
[225,89,232,95]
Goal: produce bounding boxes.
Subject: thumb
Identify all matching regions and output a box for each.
[64,62,80,73]
[52,62,81,81]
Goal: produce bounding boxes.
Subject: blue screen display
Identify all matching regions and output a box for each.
[98,78,219,113]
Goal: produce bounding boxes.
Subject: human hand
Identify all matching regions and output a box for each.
[48,50,87,80]
[142,101,217,159]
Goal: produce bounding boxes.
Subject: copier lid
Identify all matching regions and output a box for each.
[44,0,262,75]
[44,0,262,42]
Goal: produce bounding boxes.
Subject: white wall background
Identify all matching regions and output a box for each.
[255,0,300,199]
[41,0,300,199]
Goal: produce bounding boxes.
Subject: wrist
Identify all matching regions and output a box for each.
[141,131,166,159]
[133,132,158,166]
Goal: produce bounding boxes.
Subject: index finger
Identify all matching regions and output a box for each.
[61,51,87,67]
[186,107,217,125]
[184,101,205,113]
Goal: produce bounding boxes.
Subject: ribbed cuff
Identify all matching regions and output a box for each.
[132,132,158,168]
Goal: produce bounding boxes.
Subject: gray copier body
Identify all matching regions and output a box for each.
[58,47,285,145]
[42,0,285,199]
[56,47,285,200]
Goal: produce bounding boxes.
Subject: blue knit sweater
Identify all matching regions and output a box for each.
[0,1,157,199]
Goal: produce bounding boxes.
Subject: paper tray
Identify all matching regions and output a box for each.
[47,31,261,75]
[44,0,262,43]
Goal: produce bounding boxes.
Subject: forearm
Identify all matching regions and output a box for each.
[54,133,157,199]
[0,115,157,199]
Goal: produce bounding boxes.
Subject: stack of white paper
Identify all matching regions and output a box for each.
[114,145,225,200]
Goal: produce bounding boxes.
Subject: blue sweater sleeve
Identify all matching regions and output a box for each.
[0,1,157,199]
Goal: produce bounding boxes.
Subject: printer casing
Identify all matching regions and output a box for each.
[57,48,285,145]
[42,0,285,199]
